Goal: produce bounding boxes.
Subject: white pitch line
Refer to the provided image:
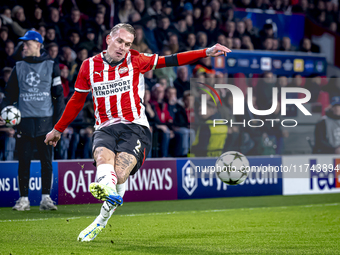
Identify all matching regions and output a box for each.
[0,203,338,223]
[0,216,81,223]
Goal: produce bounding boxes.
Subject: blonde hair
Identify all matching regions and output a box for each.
[110,23,135,38]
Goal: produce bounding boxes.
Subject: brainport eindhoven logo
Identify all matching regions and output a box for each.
[197,82,312,128]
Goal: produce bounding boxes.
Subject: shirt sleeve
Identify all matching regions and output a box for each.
[155,49,207,69]
[74,59,91,92]
[138,53,159,74]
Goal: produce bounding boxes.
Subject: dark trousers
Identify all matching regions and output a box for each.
[17,134,53,197]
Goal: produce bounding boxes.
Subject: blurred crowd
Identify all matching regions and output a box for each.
[0,0,340,160]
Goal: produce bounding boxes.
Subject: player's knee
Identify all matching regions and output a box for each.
[94,147,115,165]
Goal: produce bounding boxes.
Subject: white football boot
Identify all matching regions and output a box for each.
[40,196,58,211]
[78,222,105,242]
[12,197,30,211]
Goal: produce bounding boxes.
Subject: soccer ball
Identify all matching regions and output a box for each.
[1,106,21,127]
[215,151,250,185]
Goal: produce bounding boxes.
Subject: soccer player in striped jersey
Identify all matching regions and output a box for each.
[44,23,231,242]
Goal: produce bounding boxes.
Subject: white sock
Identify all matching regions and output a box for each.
[41,194,50,201]
[116,183,126,198]
[96,164,117,191]
[21,196,28,202]
[95,183,126,226]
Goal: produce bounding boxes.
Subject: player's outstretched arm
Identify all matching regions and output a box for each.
[155,43,231,69]
[44,91,88,147]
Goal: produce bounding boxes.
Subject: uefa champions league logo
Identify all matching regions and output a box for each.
[26,72,41,87]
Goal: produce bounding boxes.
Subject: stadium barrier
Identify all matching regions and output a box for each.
[282,155,340,195]
[212,50,327,76]
[177,157,282,199]
[0,161,59,207]
[1,155,340,207]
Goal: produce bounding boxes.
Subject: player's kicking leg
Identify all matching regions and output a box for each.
[78,149,137,242]
[77,183,126,242]
[78,123,150,242]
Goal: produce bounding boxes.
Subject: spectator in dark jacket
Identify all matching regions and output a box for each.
[47,7,63,42]
[46,42,59,62]
[166,86,191,156]
[59,46,77,82]
[86,11,107,49]
[12,5,32,30]
[314,97,340,154]
[44,26,58,47]
[131,25,149,53]
[234,21,249,39]
[0,26,9,50]
[279,37,296,51]
[173,66,190,99]
[134,0,147,18]
[48,0,74,17]
[144,69,157,89]
[60,7,82,38]
[151,83,173,157]
[153,15,176,50]
[300,38,320,53]
[31,7,45,29]
[72,47,89,87]
[174,15,189,42]
[66,29,81,51]
[185,33,196,51]
[79,27,97,53]
[144,87,161,157]
[142,15,158,52]
[0,40,16,70]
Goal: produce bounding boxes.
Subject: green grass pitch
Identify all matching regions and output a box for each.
[0,193,339,255]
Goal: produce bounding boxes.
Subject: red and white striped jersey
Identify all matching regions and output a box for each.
[74,49,158,130]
